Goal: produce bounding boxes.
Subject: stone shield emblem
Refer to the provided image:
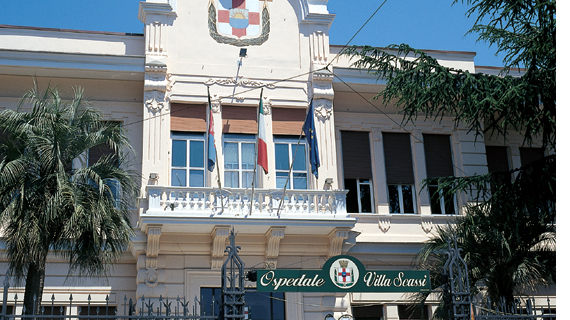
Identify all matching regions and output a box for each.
[208,0,270,47]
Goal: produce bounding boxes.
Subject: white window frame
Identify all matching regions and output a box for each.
[223,134,257,188]
[429,184,458,215]
[171,132,206,187]
[387,184,417,214]
[356,178,374,213]
[274,136,309,190]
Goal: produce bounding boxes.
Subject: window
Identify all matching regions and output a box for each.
[519,147,545,167]
[171,132,206,187]
[274,136,308,189]
[398,304,428,320]
[78,306,117,319]
[223,134,257,188]
[88,121,121,167]
[199,287,285,320]
[88,122,122,207]
[352,304,384,320]
[39,306,66,320]
[485,146,511,192]
[383,133,416,214]
[341,131,374,213]
[519,147,545,174]
[423,134,456,215]
[0,305,14,315]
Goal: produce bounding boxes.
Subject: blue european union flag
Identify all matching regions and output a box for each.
[303,101,320,178]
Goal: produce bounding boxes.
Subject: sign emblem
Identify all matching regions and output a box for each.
[330,259,359,289]
[208,0,270,47]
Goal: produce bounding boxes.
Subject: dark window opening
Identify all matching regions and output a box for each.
[199,288,285,320]
[397,304,428,320]
[352,304,384,320]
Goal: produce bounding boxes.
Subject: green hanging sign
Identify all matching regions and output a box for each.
[256,255,430,293]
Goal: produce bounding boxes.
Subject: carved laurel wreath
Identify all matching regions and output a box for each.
[208,0,270,47]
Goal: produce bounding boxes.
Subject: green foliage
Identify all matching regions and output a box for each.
[0,83,139,312]
[416,156,555,312]
[343,0,555,148]
[343,0,556,312]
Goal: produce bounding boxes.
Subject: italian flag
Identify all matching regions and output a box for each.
[257,89,268,174]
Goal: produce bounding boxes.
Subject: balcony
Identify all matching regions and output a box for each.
[140,186,355,235]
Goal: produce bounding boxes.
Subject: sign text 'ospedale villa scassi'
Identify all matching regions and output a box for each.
[256,255,430,293]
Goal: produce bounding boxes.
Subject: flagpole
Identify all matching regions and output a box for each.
[250,89,264,216]
[208,88,223,214]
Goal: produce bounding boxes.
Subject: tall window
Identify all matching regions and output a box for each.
[383,132,416,214]
[171,132,206,187]
[341,131,374,213]
[423,134,456,215]
[223,134,257,188]
[88,121,121,206]
[485,146,511,192]
[200,288,285,320]
[274,136,308,189]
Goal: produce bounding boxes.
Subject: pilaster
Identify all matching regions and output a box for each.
[136,225,165,299]
[308,28,337,190]
[139,0,176,189]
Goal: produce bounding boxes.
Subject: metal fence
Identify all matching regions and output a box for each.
[473,296,555,320]
[1,230,247,320]
[443,238,556,320]
[0,289,220,320]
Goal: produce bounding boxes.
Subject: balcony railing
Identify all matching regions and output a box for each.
[146,186,347,217]
[145,186,348,217]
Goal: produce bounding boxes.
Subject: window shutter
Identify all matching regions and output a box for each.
[423,134,454,178]
[170,103,207,132]
[341,131,372,179]
[222,106,258,134]
[519,147,544,167]
[383,132,414,184]
[485,146,510,172]
[272,107,306,135]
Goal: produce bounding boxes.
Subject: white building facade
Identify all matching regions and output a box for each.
[0,1,555,319]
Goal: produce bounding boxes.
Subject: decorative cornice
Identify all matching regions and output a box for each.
[421,218,434,233]
[210,94,221,113]
[328,228,350,258]
[138,1,177,24]
[262,96,273,115]
[297,0,335,25]
[145,225,162,287]
[265,227,285,260]
[378,217,391,233]
[146,226,162,258]
[205,76,276,89]
[211,226,230,269]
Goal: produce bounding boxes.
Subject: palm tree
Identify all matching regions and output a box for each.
[0,84,139,315]
[412,156,555,318]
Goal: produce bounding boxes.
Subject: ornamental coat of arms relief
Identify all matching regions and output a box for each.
[208,0,270,47]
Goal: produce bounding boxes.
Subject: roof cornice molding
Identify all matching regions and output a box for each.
[138,1,177,24]
[298,0,335,26]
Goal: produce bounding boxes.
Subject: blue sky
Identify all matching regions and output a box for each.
[0,0,530,67]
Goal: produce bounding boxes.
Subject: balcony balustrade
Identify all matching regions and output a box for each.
[145,186,348,218]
